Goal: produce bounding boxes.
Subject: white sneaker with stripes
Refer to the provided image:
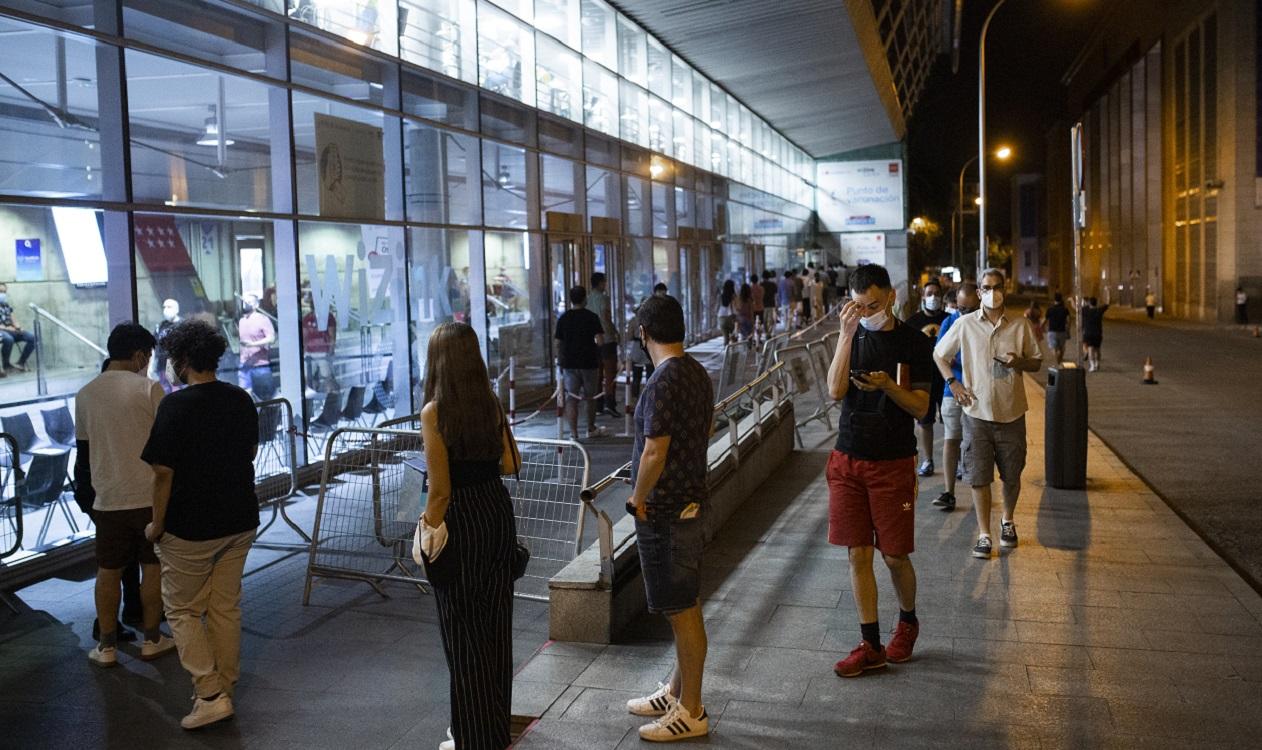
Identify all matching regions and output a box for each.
[626,682,675,717]
[638,702,709,742]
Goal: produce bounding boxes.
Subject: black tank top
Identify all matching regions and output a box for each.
[447,458,500,489]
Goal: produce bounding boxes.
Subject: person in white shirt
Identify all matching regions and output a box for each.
[932,269,1042,559]
[75,323,175,667]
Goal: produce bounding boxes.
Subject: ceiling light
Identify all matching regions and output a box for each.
[196,108,234,147]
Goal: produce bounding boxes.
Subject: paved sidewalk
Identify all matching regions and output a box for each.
[511,377,1262,748]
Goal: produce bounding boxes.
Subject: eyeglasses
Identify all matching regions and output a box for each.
[980,284,1001,292]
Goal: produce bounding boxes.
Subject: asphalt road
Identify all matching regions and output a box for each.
[1069,309,1262,590]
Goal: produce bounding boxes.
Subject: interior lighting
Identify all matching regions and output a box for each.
[196,107,234,147]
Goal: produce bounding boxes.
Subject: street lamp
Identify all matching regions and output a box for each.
[978,0,1010,275]
[954,145,1013,271]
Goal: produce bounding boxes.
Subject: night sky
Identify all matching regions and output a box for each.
[906,0,1105,263]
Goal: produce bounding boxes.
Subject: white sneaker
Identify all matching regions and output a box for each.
[638,702,709,742]
[140,634,177,661]
[586,426,609,439]
[181,694,234,730]
[627,682,676,717]
[88,644,117,668]
[439,741,454,750]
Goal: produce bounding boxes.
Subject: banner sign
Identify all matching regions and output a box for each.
[315,113,385,221]
[817,160,905,232]
[15,238,42,281]
[837,232,886,267]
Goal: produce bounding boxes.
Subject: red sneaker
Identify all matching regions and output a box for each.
[886,621,919,663]
[833,641,887,678]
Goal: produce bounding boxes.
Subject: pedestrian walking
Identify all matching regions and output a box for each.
[624,295,715,741]
[1145,289,1156,320]
[749,274,765,340]
[904,280,948,477]
[589,272,621,418]
[823,263,932,678]
[141,319,259,729]
[735,283,755,340]
[1236,287,1249,325]
[77,323,176,669]
[717,280,736,344]
[933,269,1042,560]
[1080,297,1109,372]
[1044,293,1070,365]
[554,285,607,440]
[760,271,779,335]
[416,322,520,750]
[932,282,980,512]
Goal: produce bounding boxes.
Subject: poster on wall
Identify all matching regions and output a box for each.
[838,233,886,267]
[817,160,905,232]
[15,239,42,281]
[314,112,385,221]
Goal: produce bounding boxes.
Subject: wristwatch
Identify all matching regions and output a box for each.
[946,376,958,386]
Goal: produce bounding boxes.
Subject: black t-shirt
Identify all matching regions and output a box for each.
[1081,305,1109,337]
[905,309,947,336]
[632,355,715,516]
[760,280,778,307]
[1045,303,1069,333]
[141,381,259,541]
[834,320,934,460]
[554,308,603,369]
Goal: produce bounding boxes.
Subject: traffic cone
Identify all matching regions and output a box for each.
[1142,356,1158,385]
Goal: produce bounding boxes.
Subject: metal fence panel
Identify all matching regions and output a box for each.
[302,423,590,604]
[253,398,308,546]
[1,433,23,561]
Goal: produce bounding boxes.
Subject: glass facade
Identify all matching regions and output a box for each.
[0,0,815,555]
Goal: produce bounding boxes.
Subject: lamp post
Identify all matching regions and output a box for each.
[956,145,1011,275]
[978,0,1010,275]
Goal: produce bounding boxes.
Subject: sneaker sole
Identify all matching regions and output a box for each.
[89,658,118,668]
[938,504,955,513]
[833,661,887,678]
[971,549,992,559]
[140,647,176,661]
[182,710,234,730]
[639,725,709,742]
[999,540,1018,548]
[887,653,914,664]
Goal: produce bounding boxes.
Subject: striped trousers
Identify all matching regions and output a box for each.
[433,478,516,750]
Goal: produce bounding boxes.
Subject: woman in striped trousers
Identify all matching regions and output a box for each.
[418,322,521,750]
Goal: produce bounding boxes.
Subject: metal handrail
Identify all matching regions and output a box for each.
[27,304,107,356]
[714,360,785,414]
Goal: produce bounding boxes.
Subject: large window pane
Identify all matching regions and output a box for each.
[538,115,583,158]
[647,36,670,100]
[648,96,671,155]
[480,95,535,145]
[410,226,474,380]
[401,0,479,84]
[0,20,101,200]
[478,4,535,106]
[402,67,479,131]
[485,231,546,392]
[285,0,399,55]
[582,61,618,136]
[625,175,649,236]
[298,220,408,446]
[536,35,582,121]
[535,0,580,49]
[123,0,272,77]
[653,239,678,294]
[672,109,692,164]
[541,154,578,219]
[482,140,528,228]
[290,30,390,107]
[580,0,617,70]
[671,56,693,114]
[292,93,388,219]
[619,81,649,147]
[405,121,481,225]
[587,165,620,225]
[617,15,647,86]
[135,212,283,398]
[651,181,670,238]
[126,50,275,212]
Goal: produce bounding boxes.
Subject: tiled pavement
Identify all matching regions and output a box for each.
[3,370,1261,748]
[510,377,1262,749]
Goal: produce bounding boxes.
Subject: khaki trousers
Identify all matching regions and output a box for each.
[156,530,254,699]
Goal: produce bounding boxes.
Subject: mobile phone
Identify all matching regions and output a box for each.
[992,356,1007,364]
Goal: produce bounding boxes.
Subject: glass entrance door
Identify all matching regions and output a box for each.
[678,244,702,343]
[547,233,593,368]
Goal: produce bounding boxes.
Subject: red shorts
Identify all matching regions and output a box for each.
[826,451,917,555]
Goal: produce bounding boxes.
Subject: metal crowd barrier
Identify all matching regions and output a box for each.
[301,420,591,604]
[252,398,309,549]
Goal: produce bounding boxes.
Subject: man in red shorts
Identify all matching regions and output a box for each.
[824,263,932,677]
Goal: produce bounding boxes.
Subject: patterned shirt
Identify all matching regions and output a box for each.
[0,302,15,328]
[632,354,715,517]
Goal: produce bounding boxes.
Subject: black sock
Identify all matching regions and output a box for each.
[860,621,881,649]
[899,609,918,626]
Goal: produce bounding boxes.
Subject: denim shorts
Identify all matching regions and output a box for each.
[635,515,703,615]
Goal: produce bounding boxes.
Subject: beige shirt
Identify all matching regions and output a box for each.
[933,309,1042,424]
[75,370,165,511]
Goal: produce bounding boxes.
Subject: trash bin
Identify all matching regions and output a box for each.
[1045,365,1088,489]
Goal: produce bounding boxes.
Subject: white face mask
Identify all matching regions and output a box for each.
[860,308,890,331]
[981,289,1005,309]
[923,295,941,311]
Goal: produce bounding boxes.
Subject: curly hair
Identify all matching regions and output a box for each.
[160,319,227,373]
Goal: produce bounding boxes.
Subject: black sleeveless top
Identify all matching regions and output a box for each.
[448,458,500,490]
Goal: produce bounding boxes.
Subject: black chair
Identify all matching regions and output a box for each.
[363,382,395,417]
[341,385,366,427]
[25,452,77,548]
[1,413,70,459]
[255,401,289,480]
[40,406,76,449]
[304,392,343,458]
